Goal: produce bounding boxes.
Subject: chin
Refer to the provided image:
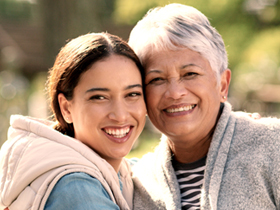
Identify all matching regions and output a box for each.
[113,150,131,159]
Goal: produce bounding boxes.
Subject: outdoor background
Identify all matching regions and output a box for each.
[0,0,280,158]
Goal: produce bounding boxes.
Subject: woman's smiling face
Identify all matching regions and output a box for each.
[59,54,146,169]
[144,48,230,146]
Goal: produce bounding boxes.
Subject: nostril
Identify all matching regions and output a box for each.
[165,85,187,99]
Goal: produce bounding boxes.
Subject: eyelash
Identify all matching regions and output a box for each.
[182,72,199,80]
[89,95,106,100]
[127,92,142,97]
[184,72,198,77]
[89,92,142,100]
[147,77,164,85]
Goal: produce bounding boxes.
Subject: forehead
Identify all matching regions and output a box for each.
[78,55,142,88]
[145,48,211,72]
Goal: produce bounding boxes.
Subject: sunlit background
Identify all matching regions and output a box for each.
[0,0,280,157]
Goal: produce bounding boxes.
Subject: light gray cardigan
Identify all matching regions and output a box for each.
[132,102,280,210]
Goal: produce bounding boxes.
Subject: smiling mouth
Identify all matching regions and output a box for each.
[165,104,196,113]
[103,126,131,138]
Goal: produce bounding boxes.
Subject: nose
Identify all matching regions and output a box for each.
[108,101,129,123]
[164,79,187,100]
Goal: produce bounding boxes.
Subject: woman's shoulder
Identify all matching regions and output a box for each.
[48,172,108,193]
[231,111,280,147]
[233,111,280,131]
[44,172,120,210]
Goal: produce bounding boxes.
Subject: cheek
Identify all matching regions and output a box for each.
[194,80,219,99]
[132,100,147,121]
[145,87,160,109]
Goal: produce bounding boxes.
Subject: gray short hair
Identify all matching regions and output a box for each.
[128,3,228,79]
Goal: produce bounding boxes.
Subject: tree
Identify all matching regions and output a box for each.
[39,0,115,66]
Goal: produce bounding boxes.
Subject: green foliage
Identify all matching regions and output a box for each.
[0,0,35,21]
[114,0,241,25]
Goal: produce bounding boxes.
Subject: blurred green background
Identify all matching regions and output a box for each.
[0,0,280,158]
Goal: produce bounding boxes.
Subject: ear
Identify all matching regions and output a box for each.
[219,69,231,102]
[58,93,73,123]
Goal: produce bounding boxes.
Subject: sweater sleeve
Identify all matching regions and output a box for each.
[44,172,120,210]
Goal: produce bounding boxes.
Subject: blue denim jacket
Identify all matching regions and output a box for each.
[44,172,122,210]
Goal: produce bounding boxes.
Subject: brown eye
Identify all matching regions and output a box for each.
[147,77,164,85]
[127,92,142,98]
[183,72,198,79]
[89,95,106,100]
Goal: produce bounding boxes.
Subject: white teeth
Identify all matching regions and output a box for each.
[104,127,130,138]
[166,105,195,113]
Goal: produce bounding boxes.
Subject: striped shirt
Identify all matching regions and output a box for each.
[172,156,206,210]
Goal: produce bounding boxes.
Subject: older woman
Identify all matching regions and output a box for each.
[129,3,280,210]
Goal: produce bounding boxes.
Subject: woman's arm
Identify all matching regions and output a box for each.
[44,172,120,210]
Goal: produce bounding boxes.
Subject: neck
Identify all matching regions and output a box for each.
[168,135,211,163]
[106,158,123,173]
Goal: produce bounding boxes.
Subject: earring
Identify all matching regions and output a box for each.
[222,96,227,99]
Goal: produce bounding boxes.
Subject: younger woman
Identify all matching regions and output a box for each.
[0,32,146,210]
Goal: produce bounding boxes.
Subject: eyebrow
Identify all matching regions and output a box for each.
[86,87,109,93]
[146,69,162,76]
[85,84,142,93]
[181,64,198,69]
[181,63,204,71]
[126,84,142,90]
[146,64,202,76]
